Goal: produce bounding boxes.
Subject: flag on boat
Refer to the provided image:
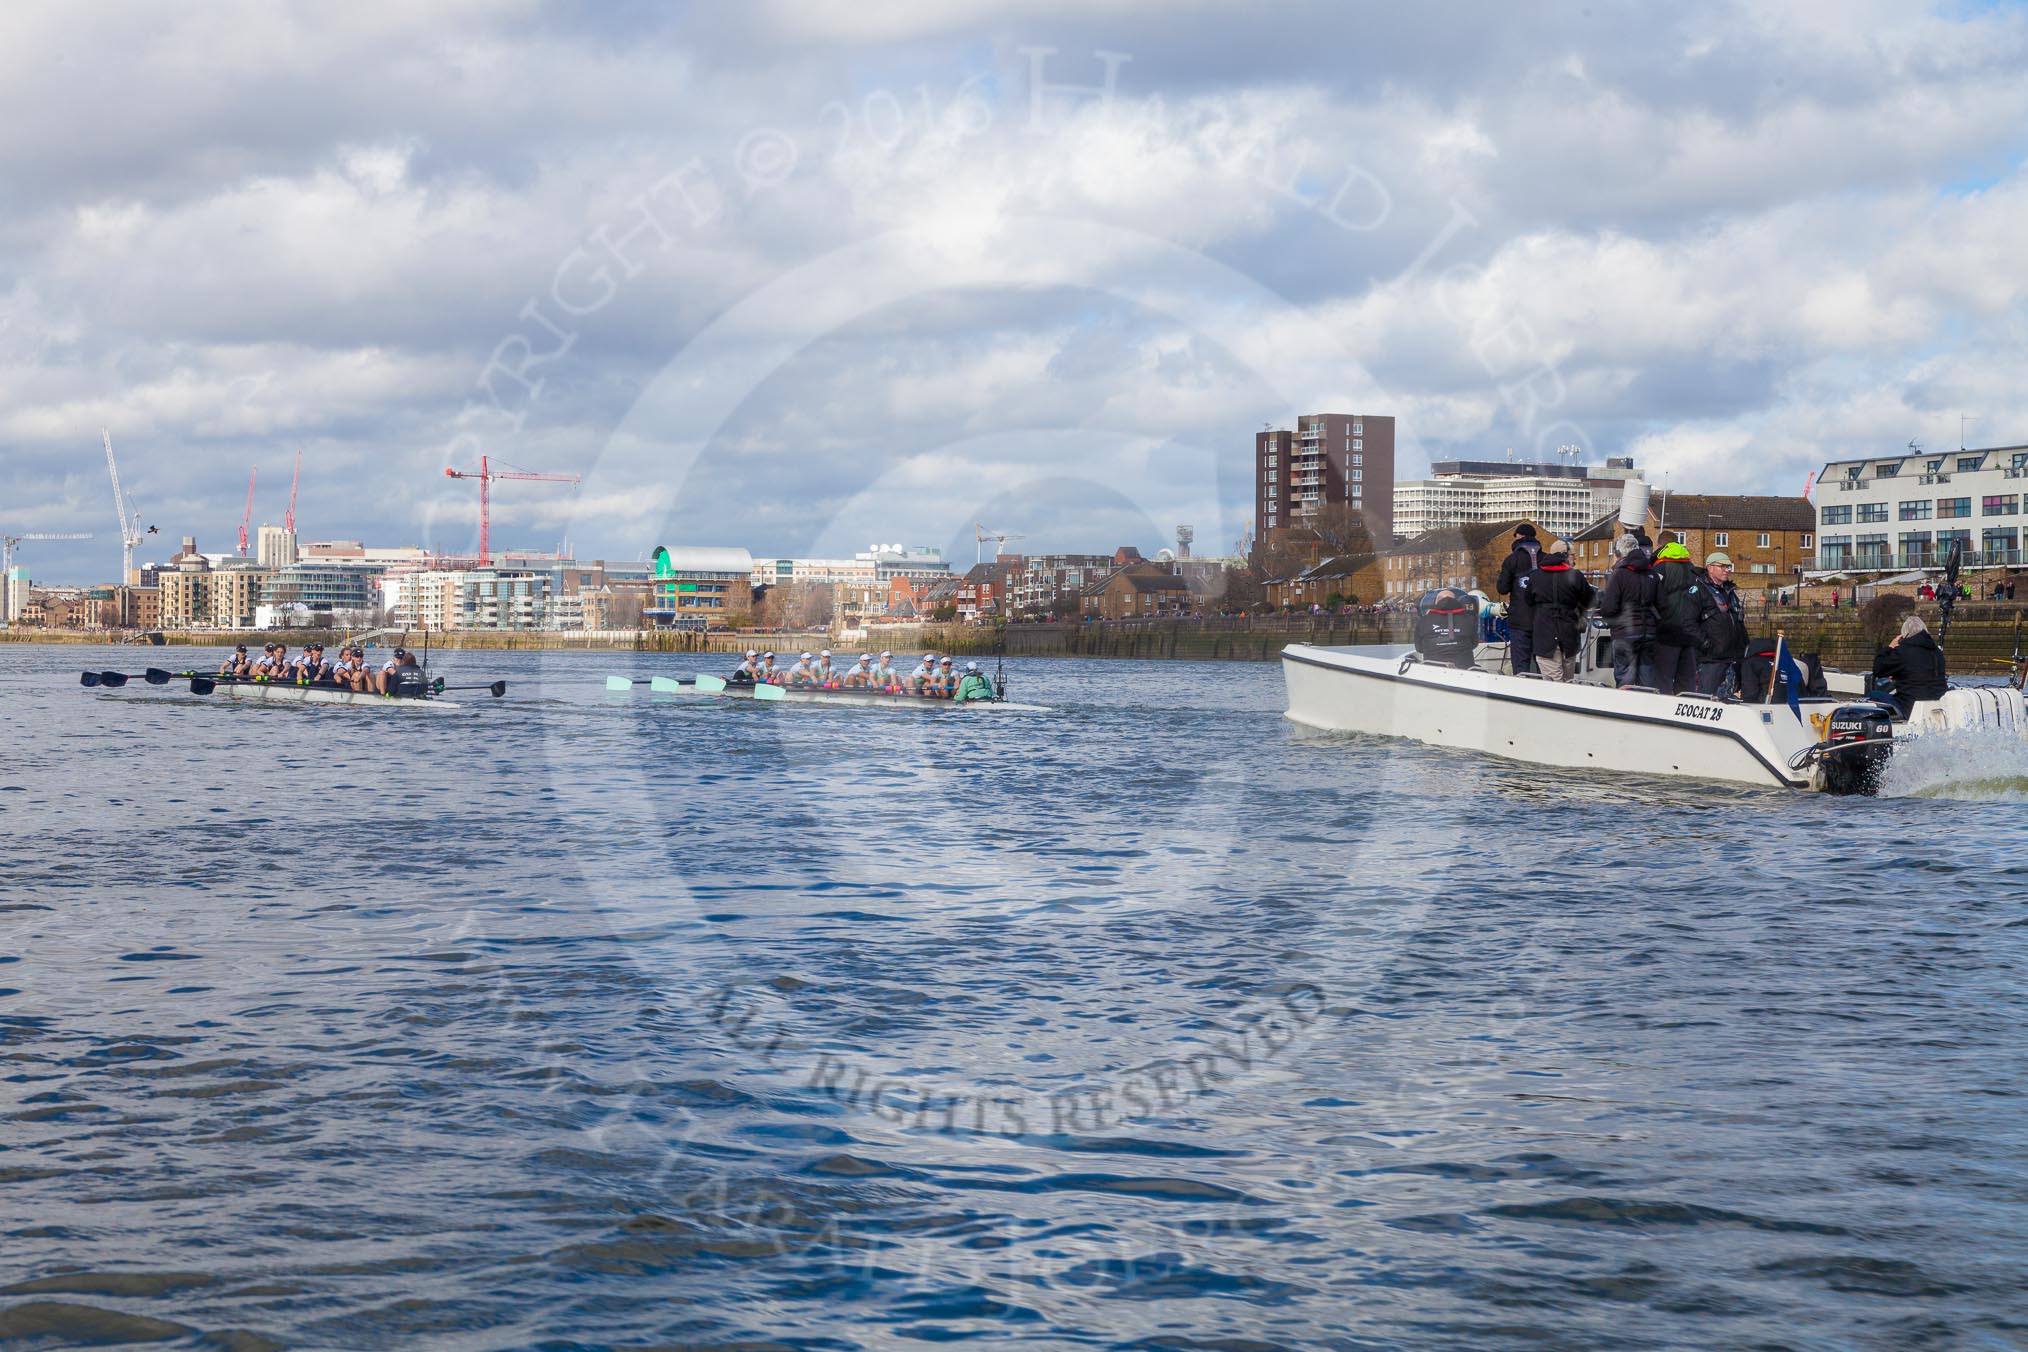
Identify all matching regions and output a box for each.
[1775,638,1805,718]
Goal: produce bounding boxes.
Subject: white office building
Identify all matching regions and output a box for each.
[1815,443,2028,572]
[1393,463,1600,541]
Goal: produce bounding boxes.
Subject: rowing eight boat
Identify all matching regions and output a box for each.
[605,673,1049,712]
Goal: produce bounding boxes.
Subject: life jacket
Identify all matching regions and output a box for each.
[389,665,430,698]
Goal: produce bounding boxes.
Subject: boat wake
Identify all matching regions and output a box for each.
[1877,727,2028,800]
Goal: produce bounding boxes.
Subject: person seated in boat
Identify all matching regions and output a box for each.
[1739,638,1827,705]
[928,656,958,695]
[1412,588,1480,669]
[219,644,252,678]
[869,651,898,689]
[814,650,837,685]
[842,655,874,687]
[785,651,820,685]
[903,653,937,693]
[1870,615,1948,718]
[954,661,995,702]
[754,651,779,683]
[267,643,293,681]
[329,646,369,692]
[730,650,760,684]
[374,648,408,695]
[295,643,331,684]
[382,648,429,698]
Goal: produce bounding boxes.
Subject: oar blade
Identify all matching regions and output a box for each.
[605,675,633,691]
[694,674,726,693]
[489,681,508,698]
[649,676,681,693]
[189,676,216,695]
[753,682,785,701]
[80,671,100,687]
[99,671,128,688]
[144,668,173,685]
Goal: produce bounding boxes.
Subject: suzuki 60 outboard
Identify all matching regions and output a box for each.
[1817,701,1895,795]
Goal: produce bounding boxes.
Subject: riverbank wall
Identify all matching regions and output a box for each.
[8,606,2024,670]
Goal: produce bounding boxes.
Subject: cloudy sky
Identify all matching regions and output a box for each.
[6,0,2028,583]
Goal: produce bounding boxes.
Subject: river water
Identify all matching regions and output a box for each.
[3,644,2025,1350]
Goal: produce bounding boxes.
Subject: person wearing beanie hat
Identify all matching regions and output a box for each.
[1598,533,1660,687]
[1495,523,1547,673]
[1527,548,1595,682]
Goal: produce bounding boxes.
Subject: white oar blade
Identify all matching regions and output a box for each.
[753,682,785,701]
[605,675,633,691]
[649,676,681,693]
[694,674,727,692]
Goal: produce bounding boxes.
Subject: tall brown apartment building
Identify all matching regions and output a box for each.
[1255,413,1395,548]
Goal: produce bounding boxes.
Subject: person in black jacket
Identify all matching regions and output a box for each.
[1495,524,1544,673]
[1871,614,1948,717]
[1413,588,1479,668]
[1528,550,1595,682]
[1595,534,1658,687]
[1694,552,1750,696]
[1650,540,1703,696]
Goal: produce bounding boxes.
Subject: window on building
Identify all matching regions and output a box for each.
[1800,533,1814,548]
[1821,505,1852,525]
[1899,531,1933,566]
[1818,535,1851,567]
[1960,456,1984,473]
[1984,495,2018,516]
[1875,464,1900,478]
[1982,528,2018,564]
[1756,532,1771,548]
[1713,532,1729,547]
[1352,419,1362,434]
[1352,438,1361,451]
[1900,500,1932,520]
[1939,497,1973,519]
[1857,503,1889,522]
[1927,458,1945,474]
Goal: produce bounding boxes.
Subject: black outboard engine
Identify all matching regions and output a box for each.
[1818,701,1894,795]
[1414,589,1480,669]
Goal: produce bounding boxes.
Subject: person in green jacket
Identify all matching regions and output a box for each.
[954,661,995,702]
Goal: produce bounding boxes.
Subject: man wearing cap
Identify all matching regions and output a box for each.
[929,656,958,695]
[1495,524,1545,673]
[869,651,898,689]
[904,653,936,693]
[218,644,252,678]
[755,651,779,684]
[814,649,837,685]
[954,660,994,702]
[785,651,820,685]
[1693,551,1749,697]
[730,649,760,684]
[842,654,874,688]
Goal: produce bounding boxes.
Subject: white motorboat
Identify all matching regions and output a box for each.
[1282,640,2028,794]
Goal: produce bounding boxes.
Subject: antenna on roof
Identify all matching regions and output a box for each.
[1908,438,1922,454]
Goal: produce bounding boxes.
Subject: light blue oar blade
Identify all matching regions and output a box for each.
[649,676,681,693]
[753,682,785,701]
[694,674,726,692]
[605,675,633,691]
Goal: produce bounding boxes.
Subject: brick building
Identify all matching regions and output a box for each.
[1256,412,1395,549]
[1266,553,1384,610]
[1381,520,1553,601]
[1569,495,1815,589]
[1081,560,1191,620]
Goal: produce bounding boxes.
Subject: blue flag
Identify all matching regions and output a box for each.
[1775,641,1805,718]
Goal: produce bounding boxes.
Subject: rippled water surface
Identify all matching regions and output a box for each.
[4,643,2026,1350]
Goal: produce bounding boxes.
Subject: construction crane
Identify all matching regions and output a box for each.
[2,532,93,623]
[101,429,155,581]
[974,522,1027,568]
[239,466,258,556]
[284,449,301,534]
[444,455,580,567]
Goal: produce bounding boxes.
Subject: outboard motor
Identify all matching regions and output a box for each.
[1818,701,1895,795]
[1414,589,1480,669]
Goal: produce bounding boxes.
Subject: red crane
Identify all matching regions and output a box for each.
[284,449,301,534]
[239,466,258,556]
[443,455,581,567]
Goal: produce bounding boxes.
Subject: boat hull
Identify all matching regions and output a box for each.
[206,681,461,711]
[1283,643,1818,790]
